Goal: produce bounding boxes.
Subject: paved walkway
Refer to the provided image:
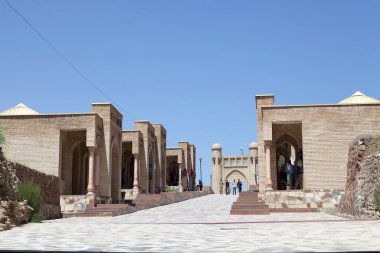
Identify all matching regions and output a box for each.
[0,195,379,252]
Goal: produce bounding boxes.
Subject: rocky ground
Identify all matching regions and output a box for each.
[0,147,32,231]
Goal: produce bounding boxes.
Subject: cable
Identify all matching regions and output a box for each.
[4,0,137,120]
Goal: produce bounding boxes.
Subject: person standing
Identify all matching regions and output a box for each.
[225,180,230,195]
[237,179,242,193]
[286,160,295,190]
[199,179,203,191]
[219,179,224,194]
[232,180,237,195]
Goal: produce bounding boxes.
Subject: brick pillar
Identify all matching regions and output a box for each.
[178,164,183,192]
[133,156,139,196]
[95,149,100,195]
[265,141,273,190]
[87,147,95,195]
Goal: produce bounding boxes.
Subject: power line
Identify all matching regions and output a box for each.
[4,0,137,120]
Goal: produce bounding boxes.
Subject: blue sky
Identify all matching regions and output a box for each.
[1,0,380,185]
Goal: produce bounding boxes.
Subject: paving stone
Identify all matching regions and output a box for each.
[0,194,379,252]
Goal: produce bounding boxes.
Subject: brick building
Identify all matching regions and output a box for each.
[0,103,196,213]
[256,91,380,193]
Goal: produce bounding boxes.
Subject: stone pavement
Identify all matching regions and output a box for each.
[0,194,379,252]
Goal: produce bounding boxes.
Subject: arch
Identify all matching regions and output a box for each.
[71,141,89,195]
[226,170,248,192]
[121,149,134,189]
[275,133,300,151]
[167,160,179,186]
[226,170,247,181]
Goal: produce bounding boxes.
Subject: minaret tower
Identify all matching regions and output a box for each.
[211,143,223,194]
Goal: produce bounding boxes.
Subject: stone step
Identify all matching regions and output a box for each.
[236,198,260,202]
[230,209,270,215]
[269,208,318,213]
[239,192,258,195]
[232,203,268,209]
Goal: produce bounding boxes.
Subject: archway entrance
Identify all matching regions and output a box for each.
[167,158,179,186]
[273,123,304,190]
[121,143,135,189]
[226,170,247,193]
[71,142,89,195]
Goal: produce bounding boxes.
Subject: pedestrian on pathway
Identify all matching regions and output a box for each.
[232,180,237,195]
[237,179,242,193]
[199,179,203,191]
[219,179,224,194]
[225,180,230,195]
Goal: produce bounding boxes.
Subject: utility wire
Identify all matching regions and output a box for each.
[4,0,137,120]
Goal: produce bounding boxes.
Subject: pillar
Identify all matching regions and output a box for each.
[95,149,100,195]
[265,141,273,190]
[178,164,183,192]
[87,147,95,195]
[133,155,139,196]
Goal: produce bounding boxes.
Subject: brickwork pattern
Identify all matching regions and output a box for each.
[257,99,380,191]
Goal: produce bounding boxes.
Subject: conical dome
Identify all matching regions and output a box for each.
[339,91,380,104]
[0,103,39,115]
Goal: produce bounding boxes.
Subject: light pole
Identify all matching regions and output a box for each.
[199,157,203,182]
[240,147,244,156]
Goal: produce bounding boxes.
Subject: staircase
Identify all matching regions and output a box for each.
[73,191,209,217]
[74,204,139,217]
[230,190,269,215]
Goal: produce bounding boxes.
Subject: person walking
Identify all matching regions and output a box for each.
[225,180,230,195]
[219,179,224,194]
[237,179,242,193]
[199,179,203,191]
[232,180,237,195]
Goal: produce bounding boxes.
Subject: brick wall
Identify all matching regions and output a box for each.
[257,103,380,191]
[14,162,61,219]
[0,114,97,177]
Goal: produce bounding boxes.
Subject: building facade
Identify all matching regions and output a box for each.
[166,142,196,191]
[256,91,380,192]
[0,103,196,213]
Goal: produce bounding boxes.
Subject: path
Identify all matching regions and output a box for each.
[0,194,379,252]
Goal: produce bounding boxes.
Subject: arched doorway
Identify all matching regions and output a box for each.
[226,170,247,192]
[167,160,179,186]
[275,133,303,190]
[71,142,89,195]
[121,149,134,189]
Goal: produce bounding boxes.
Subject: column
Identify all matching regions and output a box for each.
[133,156,139,193]
[178,164,183,192]
[87,147,95,195]
[265,141,273,190]
[95,150,100,195]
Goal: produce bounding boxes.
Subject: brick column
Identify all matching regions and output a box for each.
[265,141,273,190]
[95,149,100,195]
[178,164,183,192]
[87,147,96,195]
[133,155,139,196]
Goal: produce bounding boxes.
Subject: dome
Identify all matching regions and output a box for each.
[0,103,39,116]
[339,91,380,104]
[212,143,222,150]
[249,142,258,149]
